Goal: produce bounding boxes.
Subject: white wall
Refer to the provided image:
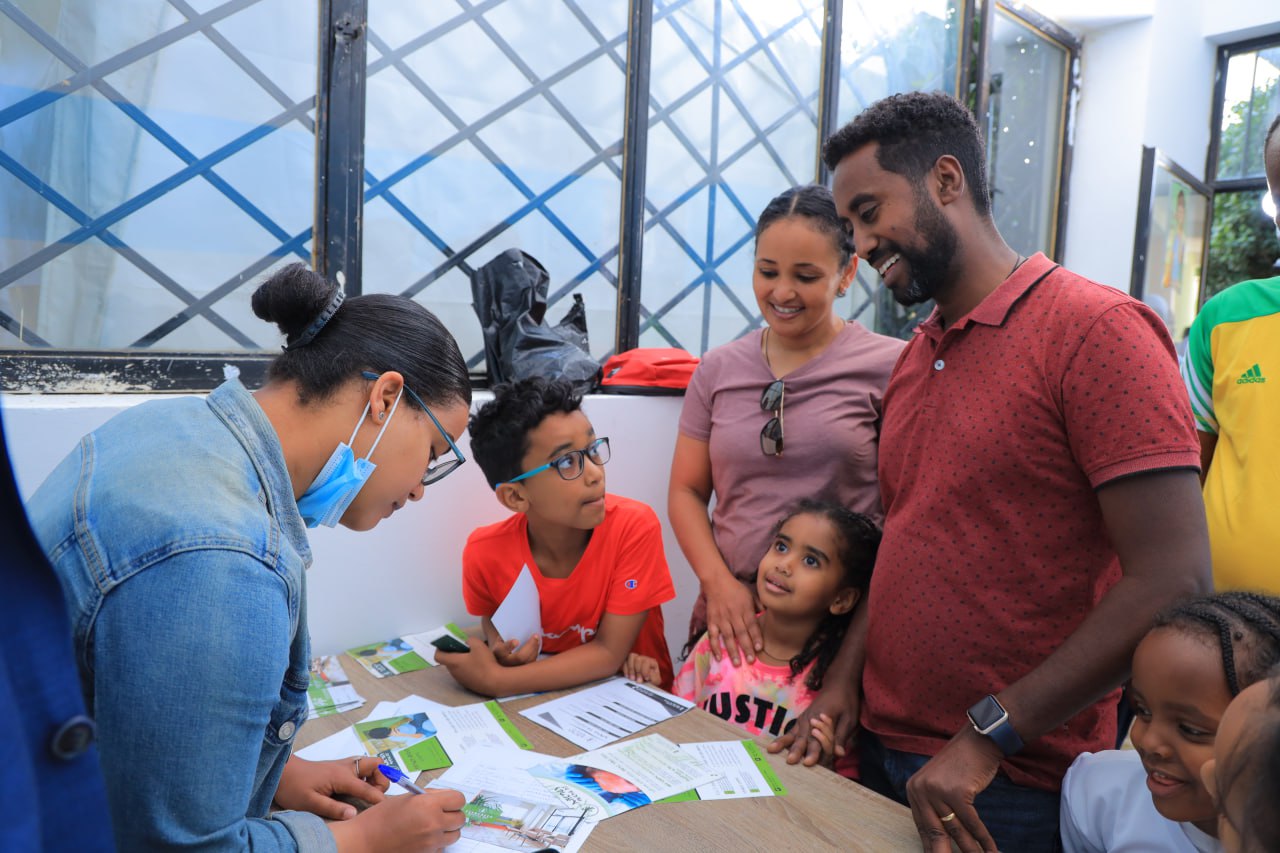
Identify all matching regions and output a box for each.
[1061,18,1154,288]
[1,392,700,663]
[1060,0,1280,290]
[1204,0,1280,43]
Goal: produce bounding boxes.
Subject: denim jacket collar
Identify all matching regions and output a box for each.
[207,378,312,568]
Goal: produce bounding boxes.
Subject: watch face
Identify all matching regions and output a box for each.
[968,695,1005,729]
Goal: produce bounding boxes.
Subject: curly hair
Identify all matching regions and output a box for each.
[756,184,856,269]
[468,377,584,489]
[768,500,880,692]
[822,91,992,217]
[1152,591,1280,697]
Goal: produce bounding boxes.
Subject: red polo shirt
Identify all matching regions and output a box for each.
[861,254,1200,791]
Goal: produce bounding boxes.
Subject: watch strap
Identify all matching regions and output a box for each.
[984,719,1024,756]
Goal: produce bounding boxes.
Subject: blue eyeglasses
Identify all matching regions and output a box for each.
[360,371,465,486]
[500,437,610,485]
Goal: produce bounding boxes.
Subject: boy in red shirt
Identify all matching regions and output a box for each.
[435,378,676,694]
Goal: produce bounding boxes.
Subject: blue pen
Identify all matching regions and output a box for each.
[378,763,427,795]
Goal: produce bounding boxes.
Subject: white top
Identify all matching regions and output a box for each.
[1060,750,1220,853]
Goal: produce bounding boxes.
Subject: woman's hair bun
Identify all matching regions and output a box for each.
[251,262,338,341]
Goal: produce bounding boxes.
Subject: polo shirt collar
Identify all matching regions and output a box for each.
[916,252,1056,340]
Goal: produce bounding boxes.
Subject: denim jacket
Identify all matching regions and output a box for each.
[27,379,336,853]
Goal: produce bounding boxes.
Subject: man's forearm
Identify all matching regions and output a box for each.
[823,603,869,692]
[998,571,1204,742]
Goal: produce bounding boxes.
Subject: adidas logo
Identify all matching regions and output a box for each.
[1237,364,1267,385]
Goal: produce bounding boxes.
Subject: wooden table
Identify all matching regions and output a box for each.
[296,658,919,852]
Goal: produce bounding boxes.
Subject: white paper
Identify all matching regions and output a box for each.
[520,676,694,750]
[523,733,717,820]
[433,702,530,760]
[576,734,721,801]
[678,740,785,800]
[431,748,598,853]
[490,564,542,646]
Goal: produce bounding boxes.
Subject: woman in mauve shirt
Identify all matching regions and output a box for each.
[668,184,904,667]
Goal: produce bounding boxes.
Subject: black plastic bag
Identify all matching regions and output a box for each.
[470,249,600,393]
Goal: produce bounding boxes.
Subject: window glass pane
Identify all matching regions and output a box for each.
[361,0,627,372]
[638,0,824,355]
[834,0,962,339]
[0,0,317,351]
[836,1,961,126]
[985,10,1069,258]
[1204,190,1280,305]
[1215,46,1280,182]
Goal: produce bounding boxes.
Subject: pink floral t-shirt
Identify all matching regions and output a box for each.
[673,631,816,738]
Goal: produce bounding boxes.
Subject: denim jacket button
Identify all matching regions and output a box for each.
[49,715,96,760]
[277,720,296,740]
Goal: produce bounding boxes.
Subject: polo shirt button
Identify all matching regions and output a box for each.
[934,359,945,371]
[278,720,297,740]
[49,715,96,761]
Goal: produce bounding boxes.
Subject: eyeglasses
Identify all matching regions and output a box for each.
[360,371,466,486]
[760,379,784,457]
[500,437,611,485]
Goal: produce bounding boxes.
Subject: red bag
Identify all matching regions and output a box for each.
[598,348,700,395]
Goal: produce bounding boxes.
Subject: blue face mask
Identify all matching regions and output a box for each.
[296,389,403,528]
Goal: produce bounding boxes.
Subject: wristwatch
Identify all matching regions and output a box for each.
[966,694,1024,756]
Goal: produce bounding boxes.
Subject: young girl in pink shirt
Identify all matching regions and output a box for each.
[627,500,877,768]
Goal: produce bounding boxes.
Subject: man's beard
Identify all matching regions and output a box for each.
[889,194,958,307]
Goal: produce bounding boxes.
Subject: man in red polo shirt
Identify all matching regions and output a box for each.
[777,92,1210,852]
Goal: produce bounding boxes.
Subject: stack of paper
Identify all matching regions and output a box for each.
[428,733,724,852]
[306,655,364,719]
[296,694,533,781]
[663,740,788,802]
[345,623,469,678]
[519,676,696,749]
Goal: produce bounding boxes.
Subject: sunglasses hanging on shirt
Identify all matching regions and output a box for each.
[759,328,785,456]
[760,378,784,456]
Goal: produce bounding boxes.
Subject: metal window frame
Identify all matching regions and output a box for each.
[979,1,1081,262]
[1129,146,1214,304]
[1201,32,1280,310]
[0,0,368,393]
[2,0,1080,393]
[1205,32,1280,187]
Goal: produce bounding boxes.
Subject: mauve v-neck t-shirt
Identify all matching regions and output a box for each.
[678,321,904,634]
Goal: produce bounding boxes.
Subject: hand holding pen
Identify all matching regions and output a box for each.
[376,765,560,853]
[378,763,428,795]
[327,765,467,853]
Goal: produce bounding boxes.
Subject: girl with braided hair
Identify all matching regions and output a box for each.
[1060,591,1280,853]
[628,499,878,772]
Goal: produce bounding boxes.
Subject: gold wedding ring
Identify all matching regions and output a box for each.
[939,812,957,823]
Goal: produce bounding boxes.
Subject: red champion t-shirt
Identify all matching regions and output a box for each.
[462,494,676,689]
[862,254,1200,791]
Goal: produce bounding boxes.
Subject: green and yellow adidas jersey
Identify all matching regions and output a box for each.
[1181,276,1280,593]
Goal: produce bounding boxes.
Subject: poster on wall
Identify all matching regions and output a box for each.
[1130,147,1212,346]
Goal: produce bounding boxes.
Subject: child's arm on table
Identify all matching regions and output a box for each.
[622,653,663,685]
[436,610,648,697]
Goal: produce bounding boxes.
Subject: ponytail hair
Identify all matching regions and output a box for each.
[251,263,471,410]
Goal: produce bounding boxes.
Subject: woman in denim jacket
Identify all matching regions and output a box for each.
[27,264,473,853]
